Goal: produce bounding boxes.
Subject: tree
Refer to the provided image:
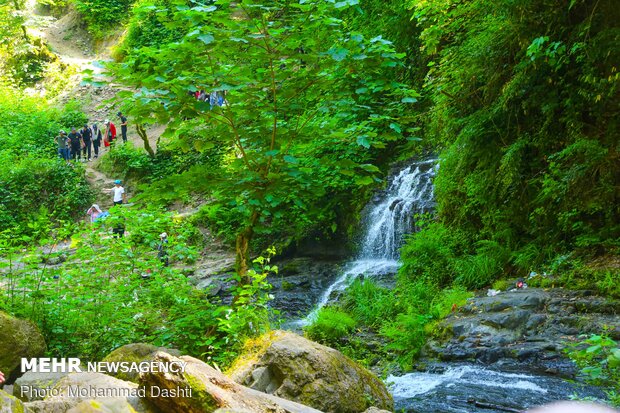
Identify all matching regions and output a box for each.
[112,0,417,278]
[414,0,619,265]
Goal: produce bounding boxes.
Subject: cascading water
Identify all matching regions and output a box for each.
[297,158,437,325]
[387,363,605,412]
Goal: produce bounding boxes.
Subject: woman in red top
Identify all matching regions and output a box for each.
[104,119,117,150]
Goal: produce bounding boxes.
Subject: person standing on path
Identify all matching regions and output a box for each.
[92,123,102,158]
[56,130,69,161]
[104,119,117,150]
[67,127,84,162]
[107,179,127,206]
[81,124,92,161]
[117,112,128,143]
[158,232,169,267]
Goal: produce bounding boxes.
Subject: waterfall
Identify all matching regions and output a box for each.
[360,158,437,260]
[297,158,437,326]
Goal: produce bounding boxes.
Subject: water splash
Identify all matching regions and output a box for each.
[386,363,604,413]
[360,158,437,260]
[387,365,548,400]
[296,158,437,326]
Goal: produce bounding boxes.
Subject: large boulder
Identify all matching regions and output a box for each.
[14,372,68,401]
[140,352,322,413]
[426,288,620,376]
[228,331,393,413]
[24,373,156,413]
[67,399,139,413]
[0,312,46,380]
[101,343,181,383]
[0,389,28,413]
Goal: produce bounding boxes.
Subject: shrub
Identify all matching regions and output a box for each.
[454,253,502,290]
[74,0,136,38]
[0,87,93,240]
[375,280,471,369]
[380,311,430,370]
[567,332,620,407]
[118,0,184,54]
[428,286,472,319]
[99,142,154,180]
[398,222,468,287]
[342,279,402,328]
[304,307,356,345]
[491,279,511,291]
[0,209,273,366]
[58,100,89,130]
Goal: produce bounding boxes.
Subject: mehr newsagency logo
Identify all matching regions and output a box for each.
[21,357,186,374]
[19,358,192,399]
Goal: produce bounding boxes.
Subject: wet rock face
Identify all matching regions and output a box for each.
[187,256,348,320]
[388,362,607,413]
[228,330,393,413]
[267,258,345,319]
[427,288,620,376]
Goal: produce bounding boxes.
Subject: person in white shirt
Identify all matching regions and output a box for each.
[108,180,127,205]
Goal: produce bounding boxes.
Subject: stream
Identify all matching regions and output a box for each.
[280,158,608,412]
[388,363,605,413]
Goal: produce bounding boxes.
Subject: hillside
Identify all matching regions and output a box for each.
[0,0,618,412]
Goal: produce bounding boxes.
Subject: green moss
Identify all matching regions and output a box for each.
[0,311,46,377]
[0,390,26,413]
[427,320,453,342]
[184,372,219,412]
[491,279,511,291]
[281,280,295,291]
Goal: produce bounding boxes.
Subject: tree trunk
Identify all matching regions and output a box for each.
[136,124,156,157]
[12,0,29,42]
[234,210,259,283]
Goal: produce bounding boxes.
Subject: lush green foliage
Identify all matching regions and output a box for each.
[568,332,620,407]
[304,307,357,345]
[74,0,135,38]
[342,278,401,328]
[379,282,471,368]
[0,88,93,238]
[413,0,618,269]
[110,0,419,272]
[116,0,184,55]
[398,0,619,291]
[527,260,620,299]
[399,220,467,287]
[306,278,471,369]
[0,208,274,366]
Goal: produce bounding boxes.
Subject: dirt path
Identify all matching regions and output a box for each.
[24,3,166,207]
[20,4,237,273]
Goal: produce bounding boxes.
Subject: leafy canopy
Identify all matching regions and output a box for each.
[111,0,418,267]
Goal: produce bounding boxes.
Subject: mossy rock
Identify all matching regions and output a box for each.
[14,371,68,401]
[140,352,321,413]
[0,312,46,380]
[0,389,28,413]
[101,343,181,383]
[228,330,393,413]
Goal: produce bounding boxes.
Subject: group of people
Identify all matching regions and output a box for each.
[56,112,128,162]
[191,89,227,107]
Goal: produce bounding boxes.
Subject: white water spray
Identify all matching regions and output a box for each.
[297,158,437,326]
